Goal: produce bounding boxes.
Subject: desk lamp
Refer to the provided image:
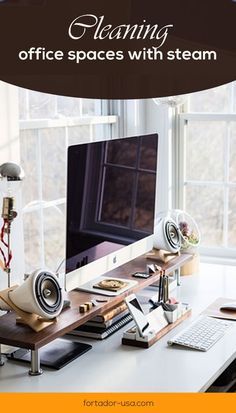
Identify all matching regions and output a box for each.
[0,162,24,288]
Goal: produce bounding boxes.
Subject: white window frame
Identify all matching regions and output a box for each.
[19,99,118,269]
[19,97,150,270]
[175,111,236,262]
[0,86,165,272]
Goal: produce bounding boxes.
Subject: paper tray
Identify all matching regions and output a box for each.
[76,276,138,296]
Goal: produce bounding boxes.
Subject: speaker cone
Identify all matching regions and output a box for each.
[8,269,63,319]
[35,272,62,316]
[165,220,180,250]
[153,217,181,253]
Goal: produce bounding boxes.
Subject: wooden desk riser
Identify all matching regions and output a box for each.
[0,253,192,352]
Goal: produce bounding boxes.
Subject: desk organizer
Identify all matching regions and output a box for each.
[122,306,192,348]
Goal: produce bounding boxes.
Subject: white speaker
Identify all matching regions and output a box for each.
[153,217,181,253]
[0,269,63,319]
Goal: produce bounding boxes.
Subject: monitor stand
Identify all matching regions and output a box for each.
[7,339,92,371]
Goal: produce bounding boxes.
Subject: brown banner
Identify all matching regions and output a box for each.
[0,0,235,98]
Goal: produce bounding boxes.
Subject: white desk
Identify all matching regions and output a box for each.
[0,262,236,392]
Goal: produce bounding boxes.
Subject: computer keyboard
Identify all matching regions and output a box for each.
[168,316,233,352]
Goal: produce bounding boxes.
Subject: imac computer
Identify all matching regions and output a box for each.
[65,133,158,292]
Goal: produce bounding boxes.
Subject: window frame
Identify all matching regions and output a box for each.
[18,93,118,270]
[175,111,236,261]
[0,84,170,272]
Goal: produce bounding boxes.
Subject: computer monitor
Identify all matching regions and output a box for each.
[65,134,158,291]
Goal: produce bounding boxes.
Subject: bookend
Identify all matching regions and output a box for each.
[0,286,57,332]
[122,307,192,348]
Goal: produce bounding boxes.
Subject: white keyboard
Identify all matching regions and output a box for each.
[168,316,233,351]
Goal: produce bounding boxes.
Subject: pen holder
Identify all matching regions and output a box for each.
[164,308,178,323]
[122,307,192,348]
[164,302,187,323]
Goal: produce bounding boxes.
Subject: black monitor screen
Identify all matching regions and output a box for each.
[66,134,158,273]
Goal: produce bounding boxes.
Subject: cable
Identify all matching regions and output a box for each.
[55,258,65,275]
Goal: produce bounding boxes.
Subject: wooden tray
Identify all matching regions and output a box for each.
[122,308,192,348]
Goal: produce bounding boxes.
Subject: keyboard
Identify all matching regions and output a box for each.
[167,316,233,351]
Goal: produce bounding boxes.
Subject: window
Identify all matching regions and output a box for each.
[0,84,148,277]
[18,89,118,272]
[78,135,157,243]
[177,82,236,259]
[99,136,157,234]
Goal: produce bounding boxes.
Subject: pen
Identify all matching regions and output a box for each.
[142,322,150,333]
[163,276,167,302]
[158,275,163,302]
[166,275,169,302]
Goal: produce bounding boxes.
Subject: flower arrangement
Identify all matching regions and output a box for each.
[179,220,200,251]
